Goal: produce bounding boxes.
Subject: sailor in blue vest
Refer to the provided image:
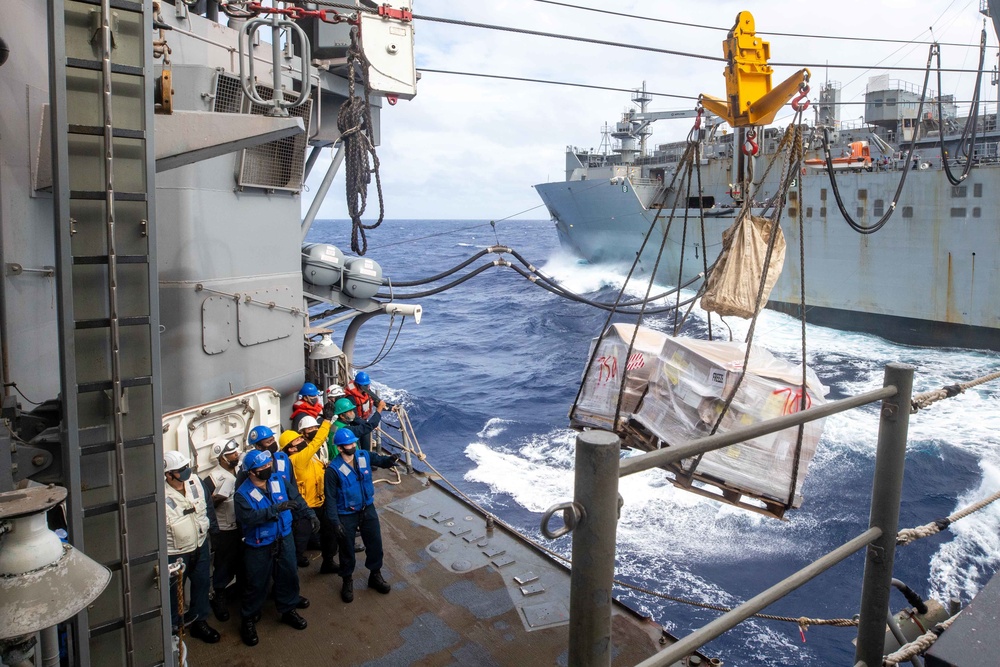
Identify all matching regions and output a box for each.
[234,449,311,647]
[238,425,321,533]
[323,427,400,603]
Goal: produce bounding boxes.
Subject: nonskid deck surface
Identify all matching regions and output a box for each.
[187,469,667,666]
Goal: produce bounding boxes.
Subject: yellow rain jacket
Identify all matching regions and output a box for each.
[286,420,331,508]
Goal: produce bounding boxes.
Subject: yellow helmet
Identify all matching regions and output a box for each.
[279,429,302,450]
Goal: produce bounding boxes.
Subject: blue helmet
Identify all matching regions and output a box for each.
[354,372,370,386]
[300,382,320,397]
[243,449,272,471]
[248,425,274,445]
[333,428,359,446]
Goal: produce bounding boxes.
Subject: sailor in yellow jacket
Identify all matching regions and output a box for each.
[279,416,332,569]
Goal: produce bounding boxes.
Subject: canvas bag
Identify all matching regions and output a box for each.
[701,212,786,318]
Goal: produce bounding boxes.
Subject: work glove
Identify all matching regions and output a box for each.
[272,501,293,513]
[333,523,346,540]
[309,513,321,534]
[387,454,401,467]
[322,401,336,420]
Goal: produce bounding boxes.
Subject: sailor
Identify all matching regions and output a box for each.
[344,371,393,420]
[326,382,347,403]
[234,449,311,647]
[201,439,243,622]
[279,420,331,569]
[297,414,328,464]
[290,382,324,430]
[240,425,321,545]
[164,451,221,643]
[323,428,401,603]
[329,396,386,454]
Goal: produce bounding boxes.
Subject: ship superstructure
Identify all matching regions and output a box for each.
[536,75,1000,350]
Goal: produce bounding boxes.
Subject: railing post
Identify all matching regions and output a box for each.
[568,430,621,667]
[855,363,914,667]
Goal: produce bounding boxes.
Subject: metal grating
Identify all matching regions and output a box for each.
[239,83,312,192]
[213,73,313,191]
[213,71,243,114]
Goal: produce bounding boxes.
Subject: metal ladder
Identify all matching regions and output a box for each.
[48,0,169,664]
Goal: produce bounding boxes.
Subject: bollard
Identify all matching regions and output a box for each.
[568,430,622,667]
[854,363,914,667]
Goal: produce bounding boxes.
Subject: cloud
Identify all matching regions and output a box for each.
[306,0,991,220]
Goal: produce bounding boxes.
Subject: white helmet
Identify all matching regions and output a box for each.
[212,439,240,458]
[163,450,190,472]
[326,384,345,399]
[298,416,319,430]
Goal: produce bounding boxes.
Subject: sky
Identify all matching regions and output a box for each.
[304,0,997,222]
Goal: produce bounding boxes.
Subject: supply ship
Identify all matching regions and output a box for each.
[534,6,1000,351]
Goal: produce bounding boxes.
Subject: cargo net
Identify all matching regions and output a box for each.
[569,103,816,519]
[212,72,313,191]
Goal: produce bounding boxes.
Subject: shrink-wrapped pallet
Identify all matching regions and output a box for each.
[633,336,828,507]
[571,324,668,430]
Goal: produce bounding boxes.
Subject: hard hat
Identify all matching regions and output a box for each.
[326,384,345,399]
[354,371,370,386]
[333,397,356,415]
[163,450,190,472]
[279,430,302,450]
[333,428,359,446]
[300,382,320,397]
[212,439,240,458]
[243,449,272,471]
[248,425,274,445]
[298,416,319,430]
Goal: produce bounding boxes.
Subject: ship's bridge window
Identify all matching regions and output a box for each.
[951,186,967,197]
[886,98,897,106]
[974,183,983,197]
[902,206,913,218]
[950,208,966,217]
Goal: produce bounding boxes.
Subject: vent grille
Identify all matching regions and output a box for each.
[212,73,312,192]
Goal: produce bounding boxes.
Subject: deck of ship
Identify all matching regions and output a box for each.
[186,467,681,666]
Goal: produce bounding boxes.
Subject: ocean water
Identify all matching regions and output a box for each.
[307,218,1000,666]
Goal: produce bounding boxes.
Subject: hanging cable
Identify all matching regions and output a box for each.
[339,25,384,255]
[937,27,986,185]
[822,43,935,235]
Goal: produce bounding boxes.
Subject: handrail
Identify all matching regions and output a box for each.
[635,527,882,667]
[619,384,897,477]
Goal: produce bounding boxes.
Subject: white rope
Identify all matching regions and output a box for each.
[882,614,958,665]
[911,369,1000,411]
[897,487,1000,545]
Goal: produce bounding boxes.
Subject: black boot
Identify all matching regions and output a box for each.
[319,559,338,574]
[210,589,229,622]
[280,609,308,630]
[188,620,221,644]
[368,570,391,594]
[340,577,354,603]
[240,617,258,647]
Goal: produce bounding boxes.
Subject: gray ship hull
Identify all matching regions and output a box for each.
[535,164,1000,350]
